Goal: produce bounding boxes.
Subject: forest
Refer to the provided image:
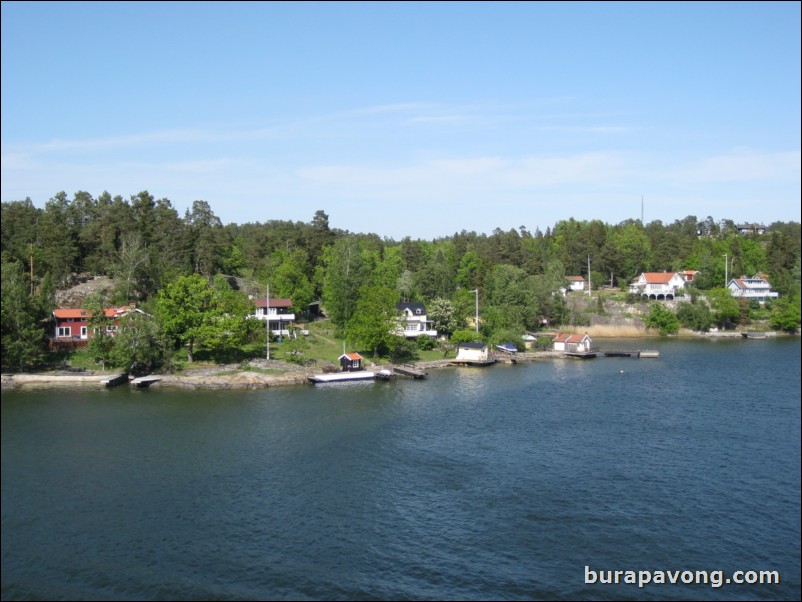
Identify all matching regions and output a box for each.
[2,190,801,372]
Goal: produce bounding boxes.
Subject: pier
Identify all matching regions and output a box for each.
[393,364,428,379]
[101,373,128,387]
[130,376,163,388]
[602,350,660,359]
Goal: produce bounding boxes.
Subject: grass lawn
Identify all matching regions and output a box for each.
[47,318,452,373]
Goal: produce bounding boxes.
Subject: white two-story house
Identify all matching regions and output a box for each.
[249,297,296,337]
[396,302,438,338]
[629,272,687,300]
[727,275,779,304]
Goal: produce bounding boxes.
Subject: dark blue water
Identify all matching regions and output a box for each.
[2,338,800,601]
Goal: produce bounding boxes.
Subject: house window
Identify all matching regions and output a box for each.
[58,326,71,337]
[81,327,88,337]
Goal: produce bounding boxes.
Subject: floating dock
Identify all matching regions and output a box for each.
[308,370,395,384]
[602,350,659,358]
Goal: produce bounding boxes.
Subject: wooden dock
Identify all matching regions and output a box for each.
[393,364,428,379]
[601,350,660,359]
[101,373,128,387]
[130,376,163,388]
[449,359,497,367]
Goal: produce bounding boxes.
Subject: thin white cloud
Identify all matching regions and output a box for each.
[679,149,801,183]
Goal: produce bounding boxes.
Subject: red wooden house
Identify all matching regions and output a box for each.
[51,306,146,349]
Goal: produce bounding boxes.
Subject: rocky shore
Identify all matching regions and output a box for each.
[2,351,570,391]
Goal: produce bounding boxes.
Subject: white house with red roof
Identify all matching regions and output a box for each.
[249,297,296,336]
[727,275,779,303]
[552,333,593,353]
[629,272,687,300]
[566,276,586,292]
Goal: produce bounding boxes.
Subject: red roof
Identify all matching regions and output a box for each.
[53,308,89,319]
[53,307,134,319]
[253,298,293,308]
[567,276,585,281]
[553,333,589,343]
[340,352,363,361]
[640,272,678,284]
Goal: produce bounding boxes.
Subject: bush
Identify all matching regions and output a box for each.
[416,336,437,351]
[644,302,679,335]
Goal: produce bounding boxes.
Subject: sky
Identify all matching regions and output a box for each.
[2,1,800,240]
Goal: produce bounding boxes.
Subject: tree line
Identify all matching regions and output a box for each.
[2,190,800,371]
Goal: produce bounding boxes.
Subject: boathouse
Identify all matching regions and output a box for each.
[552,333,593,354]
[339,352,364,372]
[454,342,491,363]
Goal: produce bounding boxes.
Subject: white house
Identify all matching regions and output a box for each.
[249,297,296,336]
[736,223,767,236]
[629,272,687,300]
[566,276,586,292]
[395,302,438,338]
[727,275,779,303]
[552,333,593,353]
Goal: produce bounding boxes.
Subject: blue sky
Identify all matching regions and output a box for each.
[2,1,800,239]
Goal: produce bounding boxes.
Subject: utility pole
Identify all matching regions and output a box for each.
[587,254,592,297]
[472,289,479,332]
[724,254,728,288]
[266,282,270,360]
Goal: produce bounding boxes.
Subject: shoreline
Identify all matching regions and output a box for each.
[2,331,791,391]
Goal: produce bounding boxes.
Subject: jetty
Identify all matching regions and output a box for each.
[393,364,428,379]
[449,358,497,367]
[101,373,129,387]
[130,375,163,388]
[602,350,660,358]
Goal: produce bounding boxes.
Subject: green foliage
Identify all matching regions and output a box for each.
[84,292,116,370]
[108,310,164,374]
[1,258,47,370]
[643,302,680,335]
[705,287,741,330]
[388,338,419,363]
[450,329,484,345]
[2,193,800,360]
[415,336,437,351]
[157,273,251,362]
[769,294,801,333]
[282,335,312,365]
[675,300,713,332]
[427,297,460,336]
[321,236,370,331]
[344,285,402,358]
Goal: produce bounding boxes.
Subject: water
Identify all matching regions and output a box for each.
[2,338,800,600]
